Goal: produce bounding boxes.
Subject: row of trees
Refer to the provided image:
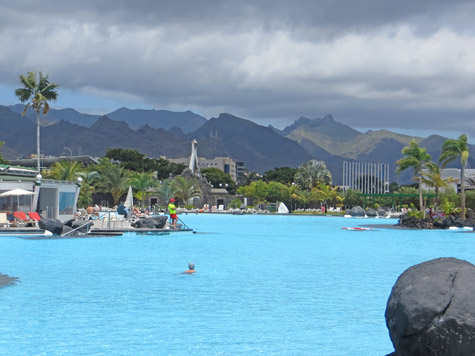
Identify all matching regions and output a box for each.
[396,135,470,219]
[44,155,202,208]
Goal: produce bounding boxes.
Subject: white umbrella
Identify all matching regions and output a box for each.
[0,188,34,197]
[0,188,34,211]
[124,186,133,208]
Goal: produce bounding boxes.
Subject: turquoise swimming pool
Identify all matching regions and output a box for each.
[1,214,474,355]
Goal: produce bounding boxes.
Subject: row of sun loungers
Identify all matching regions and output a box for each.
[0,212,41,228]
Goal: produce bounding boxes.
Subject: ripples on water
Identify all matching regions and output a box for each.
[0,214,474,355]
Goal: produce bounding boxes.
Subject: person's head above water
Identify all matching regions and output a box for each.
[188,262,195,270]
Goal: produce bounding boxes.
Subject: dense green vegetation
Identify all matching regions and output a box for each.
[39,132,472,215]
[43,150,193,208]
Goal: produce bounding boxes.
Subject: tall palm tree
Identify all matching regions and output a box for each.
[439,134,470,220]
[294,160,332,190]
[129,172,158,208]
[96,164,130,205]
[396,139,431,215]
[172,176,202,206]
[15,71,59,173]
[422,162,456,207]
[44,160,84,181]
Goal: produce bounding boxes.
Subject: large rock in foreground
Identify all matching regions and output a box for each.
[385,257,475,356]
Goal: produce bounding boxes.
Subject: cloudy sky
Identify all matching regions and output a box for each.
[1,0,474,140]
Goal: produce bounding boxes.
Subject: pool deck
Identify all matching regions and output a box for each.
[0,219,194,238]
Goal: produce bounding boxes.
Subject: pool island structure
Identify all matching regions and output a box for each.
[0,164,193,237]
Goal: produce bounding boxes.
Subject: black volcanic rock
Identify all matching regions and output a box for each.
[386,258,475,356]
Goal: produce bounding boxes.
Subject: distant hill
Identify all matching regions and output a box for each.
[42,116,190,158]
[8,105,207,134]
[2,103,475,183]
[280,115,475,184]
[188,113,313,172]
[105,107,207,133]
[0,105,37,155]
[9,104,100,127]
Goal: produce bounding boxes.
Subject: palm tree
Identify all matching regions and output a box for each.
[77,171,100,208]
[96,164,130,205]
[44,160,84,181]
[439,134,470,220]
[172,176,202,206]
[422,162,456,207]
[294,160,332,190]
[129,172,158,208]
[15,71,59,173]
[311,182,339,213]
[396,139,431,215]
[154,178,178,205]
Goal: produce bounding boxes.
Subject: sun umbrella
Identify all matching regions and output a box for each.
[0,188,35,211]
[124,186,133,209]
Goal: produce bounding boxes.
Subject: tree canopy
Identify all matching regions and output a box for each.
[396,139,432,214]
[263,167,297,185]
[201,167,236,193]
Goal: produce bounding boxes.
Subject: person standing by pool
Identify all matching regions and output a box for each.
[168,198,178,229]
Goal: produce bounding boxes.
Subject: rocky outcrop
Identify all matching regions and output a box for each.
[398,209,475,229]
[38,218,64,235]
[365,208,377,217]
[131,216,168,229]
[386,258,475,356]
[347,206,365,216]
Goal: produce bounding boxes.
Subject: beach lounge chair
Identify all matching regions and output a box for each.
[0,213,10,229]
[14,211,37,227]
[28,212,41,222]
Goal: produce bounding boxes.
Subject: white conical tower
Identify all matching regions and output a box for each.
[189,139,200,175]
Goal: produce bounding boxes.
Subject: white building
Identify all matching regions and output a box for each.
[166,156,242,182]
[0,165,82,222]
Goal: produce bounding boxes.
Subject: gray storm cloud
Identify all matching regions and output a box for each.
[1,0,474,136]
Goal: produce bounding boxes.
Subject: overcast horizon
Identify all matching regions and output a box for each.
[1,1,474,141]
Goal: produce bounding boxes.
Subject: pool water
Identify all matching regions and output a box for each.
[1,214,474,356]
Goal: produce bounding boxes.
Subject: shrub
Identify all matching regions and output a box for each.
[230,198,242,209]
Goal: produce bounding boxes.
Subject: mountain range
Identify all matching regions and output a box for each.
[1,105,474,185]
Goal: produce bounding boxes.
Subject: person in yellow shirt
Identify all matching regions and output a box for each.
[168,198,178,229]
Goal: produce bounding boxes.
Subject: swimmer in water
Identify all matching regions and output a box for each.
[183,262,196,274]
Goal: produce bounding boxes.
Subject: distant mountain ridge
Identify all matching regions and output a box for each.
[1,105,474,184]
[8,104,206,133]
[0,106,310,173]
